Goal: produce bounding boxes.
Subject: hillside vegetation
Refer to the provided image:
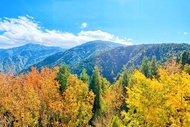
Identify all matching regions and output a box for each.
[0,43,64,74]
[28,40,123,71]
[72,43,190,82]
[1,51,190,126]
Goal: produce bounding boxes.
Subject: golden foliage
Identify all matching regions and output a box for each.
[1,62,190,126]
[124,69,190,127]
[62,74,95,127]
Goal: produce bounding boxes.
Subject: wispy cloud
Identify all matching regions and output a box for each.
[80,22,87,28]
[184,32,188,35]
[0,16,132,48]
[125,37,133,41]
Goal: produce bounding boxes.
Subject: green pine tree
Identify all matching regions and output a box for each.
[119,66,129,111]
[79,68,90,84]
[119,66,128,87]
[55,64,70,93]
[150,56,158,78]
[140,56,151,78]
[90,66,108,120]
[180,51,190,66]
[129,64,136,75]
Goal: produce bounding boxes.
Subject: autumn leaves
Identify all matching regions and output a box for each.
[0,67,95,126]
[1,53,190,126]
[123,70,190,126]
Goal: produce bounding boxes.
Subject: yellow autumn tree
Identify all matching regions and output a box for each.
[61,74,95,127]
[104,81,124,126]
[159,70,190,126]
[122,71,168,126]
[122,69,190,127]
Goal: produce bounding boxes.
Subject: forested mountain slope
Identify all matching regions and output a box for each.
[27,40,123,71]
[72,43,190,82]
[0,43,64,74]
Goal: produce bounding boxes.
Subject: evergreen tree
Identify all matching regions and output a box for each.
[79,68,90,84]
[90,66,108,120]
[150,56,158,78]
[180,51,190,66]
[119,66,128,87]
[118,66,129,111]
[90,66,100,93]
[140,56,151,78]
[129,64,135,75]
[55,64,69,93]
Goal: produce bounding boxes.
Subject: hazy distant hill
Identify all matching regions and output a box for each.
[72,43,190,82]
[0,43,64,74]
[27,40,123,71]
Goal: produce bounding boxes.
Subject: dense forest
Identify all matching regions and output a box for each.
[1,51,190,127]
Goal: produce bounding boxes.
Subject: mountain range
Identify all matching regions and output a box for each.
[72,43,190,82]
[0,43,64,74]
[28,40,123,71]
[1,41,190,83]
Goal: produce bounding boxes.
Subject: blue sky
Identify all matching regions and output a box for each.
[0,0,189,48]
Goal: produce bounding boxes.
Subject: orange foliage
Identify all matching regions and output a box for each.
[163,59,182,74]
[0,67,94,126]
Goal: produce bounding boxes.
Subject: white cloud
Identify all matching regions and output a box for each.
[80,22,87,28]
[125,37,133,41]
[184,32,188,35]
[0,16,132,49]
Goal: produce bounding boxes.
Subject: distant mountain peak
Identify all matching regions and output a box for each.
[0,43,64,74]
[24,40,124,72]
[18,43,48,50]
[80,40,124,46]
